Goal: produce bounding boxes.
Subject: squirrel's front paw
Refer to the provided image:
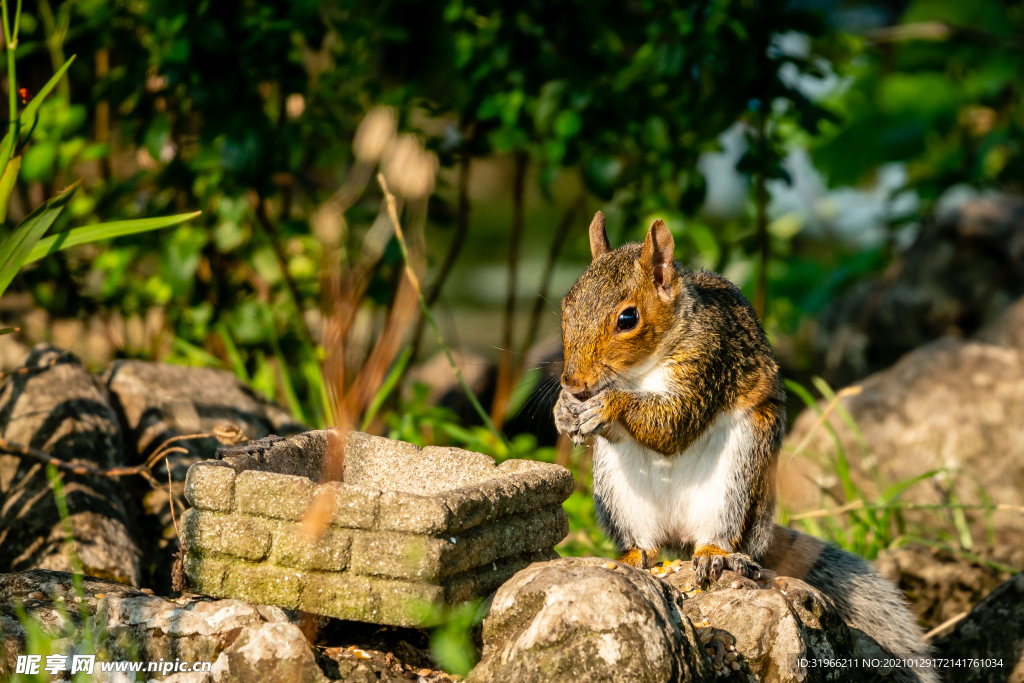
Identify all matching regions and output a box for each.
[692,545,762,586]
[576,392,617,440]
[554,391,583,442]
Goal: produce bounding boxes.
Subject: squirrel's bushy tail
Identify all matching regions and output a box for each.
[803,542,939,683]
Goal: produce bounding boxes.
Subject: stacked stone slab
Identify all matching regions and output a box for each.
[181,430,573,627]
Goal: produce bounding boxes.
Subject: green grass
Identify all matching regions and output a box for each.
[781,377,1009,570]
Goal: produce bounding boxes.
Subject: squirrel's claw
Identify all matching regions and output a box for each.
[724,552,762,580]
[576,394,612,439]
[553,391,581,440]
[693,554,725,586]
[693,552,762,587]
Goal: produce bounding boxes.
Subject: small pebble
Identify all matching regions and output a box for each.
[730,581,741,589]
[141,588,154,595]
[731,661,741,671]
[725,652,737,662]
[28,591,44,600]
[728,645,736,652]
[73,596,82,603]
[603,562,616,570]
[55,596,64,601]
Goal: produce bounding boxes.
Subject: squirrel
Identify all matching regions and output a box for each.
[555,212,936,683]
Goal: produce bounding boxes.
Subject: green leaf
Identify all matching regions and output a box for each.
[0,155,20,223]
[0,326,18,335]
[0,54,77,170]
[23,211,202,265]
[0,180,81,299]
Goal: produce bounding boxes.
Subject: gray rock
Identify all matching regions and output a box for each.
[0,569,327,683]
[102,360,308,596]
[932,571,1024,683]
[806,196,1024,388]
[779,336,1024,545]
[0,344,141,586]
[102,360,307,464]
[469,557,713,683]
[470,557,872,683]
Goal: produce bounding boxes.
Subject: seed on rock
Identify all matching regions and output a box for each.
[725,652,737,662]
[728,645,736,651]
[731,581,742,589]
[603,562,616,570]
[141,588,154,595]
[353,649,371,660]
[73,596,82,603]
[706,647,715,656]
[731,661,741,671]
[418,669,431,676]
[94,593,106,599]
[28,591,44,599]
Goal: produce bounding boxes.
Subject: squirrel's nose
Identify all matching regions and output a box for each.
[561,378,593,402]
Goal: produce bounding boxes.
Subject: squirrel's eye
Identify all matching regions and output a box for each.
[617,307,639,331]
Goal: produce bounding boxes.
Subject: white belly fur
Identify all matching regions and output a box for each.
[592,408,754,550]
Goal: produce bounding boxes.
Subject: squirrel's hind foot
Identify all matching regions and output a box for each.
[617,547,660,570]
[692,545,762,586]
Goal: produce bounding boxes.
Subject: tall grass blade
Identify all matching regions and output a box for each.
[361,346,413,431]
[0,154,20,222]
[216,321,250,382]
[0,179,80,298]
[0,53,76,169]
[261,304,308,426]
[23,210,202,265]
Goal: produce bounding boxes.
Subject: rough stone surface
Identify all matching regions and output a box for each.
[804,196,1024,388]
[470,557,872,683]
[0,344,141,586]
[183,429,573,627]
[0,569,327,682]
[468,557,714,683]
[779,336,1024,545]
[102,360,308,597]
[1,568,464,682]
[876,545,1015,631]
[102,360,307,463]
[932,571,1024,683]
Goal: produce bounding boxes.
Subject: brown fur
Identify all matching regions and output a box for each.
[558,216,786,563]
[761,525,827,580]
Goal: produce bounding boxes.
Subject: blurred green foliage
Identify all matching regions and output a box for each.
[2,0,1021,618]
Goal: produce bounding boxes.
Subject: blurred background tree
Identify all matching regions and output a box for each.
[3,0,1023,554]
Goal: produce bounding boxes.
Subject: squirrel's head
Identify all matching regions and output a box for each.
[560,211,682,399]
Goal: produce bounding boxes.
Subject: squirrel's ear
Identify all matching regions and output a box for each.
[589,211,610,261]
[642,219,675,296]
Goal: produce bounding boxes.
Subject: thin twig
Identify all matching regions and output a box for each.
[377,172,509,449]
[0,433,211,484]
[166,457,179,540]
[143,433,213,468]
[520,191,584,359]
[790,500,1024,521]
[923,611,968,641]
[492,151,529,429]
